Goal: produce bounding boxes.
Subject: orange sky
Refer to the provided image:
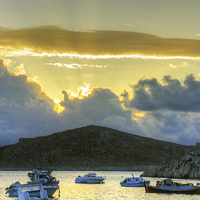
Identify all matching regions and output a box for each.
[0,0,200,146]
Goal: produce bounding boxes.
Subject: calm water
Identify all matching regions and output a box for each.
[1,171,200,200]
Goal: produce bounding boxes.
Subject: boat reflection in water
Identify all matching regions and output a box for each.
[144,178,200,194]
[75,172,106,184]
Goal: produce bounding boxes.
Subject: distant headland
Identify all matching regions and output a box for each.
[0,125,195,171]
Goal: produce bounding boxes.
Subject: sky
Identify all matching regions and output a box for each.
[1,0,200,146]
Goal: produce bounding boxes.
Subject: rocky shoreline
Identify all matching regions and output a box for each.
[141,142,200,179]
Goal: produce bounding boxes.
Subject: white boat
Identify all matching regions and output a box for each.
[120,173,150,187]
[75,173,105,184]
[27,168,59,185]
[17,183,49,200]
[6,168,59,197]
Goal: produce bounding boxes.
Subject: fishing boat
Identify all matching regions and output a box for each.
[17,183,49,200]
[144,178,200,194]
[75,172,105,184]
[120,173,150,187]
[6,168,59,197]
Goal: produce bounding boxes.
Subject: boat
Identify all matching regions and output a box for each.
[6,168,59,197]
[75,172,105,184]
[144,178,200,194]
[27,168,59,186]
[120,173,150,187]
[17,183,49,200]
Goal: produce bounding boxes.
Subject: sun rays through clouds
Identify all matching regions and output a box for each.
[1,0,200,147]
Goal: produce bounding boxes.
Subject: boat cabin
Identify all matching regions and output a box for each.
[124,177,144,183]
[84,173,97,177]
[28,168,54,182]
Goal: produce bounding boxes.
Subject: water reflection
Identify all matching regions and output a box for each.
[1,171,200,200]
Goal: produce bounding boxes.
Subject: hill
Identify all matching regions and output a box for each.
[0,125,195,170]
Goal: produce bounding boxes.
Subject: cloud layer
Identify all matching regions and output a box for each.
[0,26,200,57]
[130,74,200,112]
[1,57,200,146]
[0,58,140,146]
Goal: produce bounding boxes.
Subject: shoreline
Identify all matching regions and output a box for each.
[0,165,158,171]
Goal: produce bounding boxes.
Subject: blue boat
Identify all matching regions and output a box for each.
[120,174,150,187]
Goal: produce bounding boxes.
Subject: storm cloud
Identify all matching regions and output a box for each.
[130,74,200,112]
[59,87,138,132]
[0,26,200,57]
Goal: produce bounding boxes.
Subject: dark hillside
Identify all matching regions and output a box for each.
[0,125,195,170]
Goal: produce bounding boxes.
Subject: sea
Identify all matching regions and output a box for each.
[1,171,200,200]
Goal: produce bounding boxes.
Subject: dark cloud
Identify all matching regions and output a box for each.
[0,60,54,107]
[60,87,136,129]
[120,90,131,108]
[136,110,200,145]
[0,59,63,146]
[125,74,200,145]
[130,74,200,112]
[153,112,186,134]
[80,88,121,122]
[0,59,140,146]
[0,26,200,57]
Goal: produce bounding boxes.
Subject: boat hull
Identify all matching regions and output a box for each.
[75,178,105,184]
[121,181,150,187]
[144,183,200,194]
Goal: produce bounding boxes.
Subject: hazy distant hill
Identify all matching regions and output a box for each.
[0,125,195,170]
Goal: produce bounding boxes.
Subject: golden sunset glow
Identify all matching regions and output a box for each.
[66,84,91,99]
[1,0,200,147]
[1,46,200,61]
[134,112,146,118]
[53,101,65,113]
